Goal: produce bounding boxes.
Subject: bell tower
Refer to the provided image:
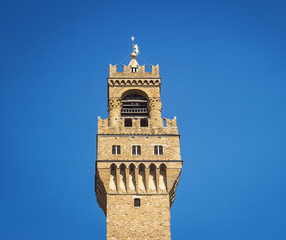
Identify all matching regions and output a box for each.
[95,38,182,240]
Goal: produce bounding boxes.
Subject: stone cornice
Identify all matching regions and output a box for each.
[108,78,161,86]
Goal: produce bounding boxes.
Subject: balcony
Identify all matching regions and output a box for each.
[121,108,148,114]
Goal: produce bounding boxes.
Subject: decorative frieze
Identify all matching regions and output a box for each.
[108,78,161,86]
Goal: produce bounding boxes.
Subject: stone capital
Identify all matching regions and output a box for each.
[148,98,162,112]
[108,98,122,112]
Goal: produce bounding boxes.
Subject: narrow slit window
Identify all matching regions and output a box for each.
[132,145,141,155]
[154,145,163,155]
[112,145,121,155]
[134,198,141,207]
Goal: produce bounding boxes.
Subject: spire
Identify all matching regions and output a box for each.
[128,36,139,69]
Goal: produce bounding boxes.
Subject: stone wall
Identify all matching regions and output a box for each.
[97,135,181,161]
[106,195,171,240]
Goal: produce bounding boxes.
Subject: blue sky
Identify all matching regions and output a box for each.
[1,0,286,239]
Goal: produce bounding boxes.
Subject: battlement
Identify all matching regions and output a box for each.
[109,64,160,78]
[98,117,179,135]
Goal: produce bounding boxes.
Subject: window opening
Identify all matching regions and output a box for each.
[124,118,132,127]
[132,145,141,155]
[140,118,148,127]
[134,198,141,207]
[121,94,149,118]
[131,67,138,72]
[112,145,121,155]
[154,145,163,155]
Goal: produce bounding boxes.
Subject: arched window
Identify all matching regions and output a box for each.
[121,94,149,118]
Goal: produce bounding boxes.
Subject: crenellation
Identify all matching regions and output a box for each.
[109,64,118,75]
[109,64,160,78]
[164,117,178,128]
[151,64,159,75]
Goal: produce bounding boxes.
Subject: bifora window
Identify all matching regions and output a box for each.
[154,145,163,155]
[112,145,121,155]
[132,145,141,155]
[134,198,141,207]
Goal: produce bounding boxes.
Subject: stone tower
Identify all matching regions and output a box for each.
[95,41,182,240]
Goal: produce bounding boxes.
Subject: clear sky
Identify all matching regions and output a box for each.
[1,0,286,239]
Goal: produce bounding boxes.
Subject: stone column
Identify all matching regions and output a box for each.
[108,98,121,127]
[148,98,163,127]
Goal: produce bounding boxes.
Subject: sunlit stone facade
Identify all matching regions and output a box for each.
[95,50,182,239]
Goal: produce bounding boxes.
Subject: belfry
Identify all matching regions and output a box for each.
[95,38,182,239]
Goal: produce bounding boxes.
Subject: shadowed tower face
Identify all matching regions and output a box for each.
[95,40,182,240]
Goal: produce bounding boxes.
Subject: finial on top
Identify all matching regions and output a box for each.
[131,36,140,56]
